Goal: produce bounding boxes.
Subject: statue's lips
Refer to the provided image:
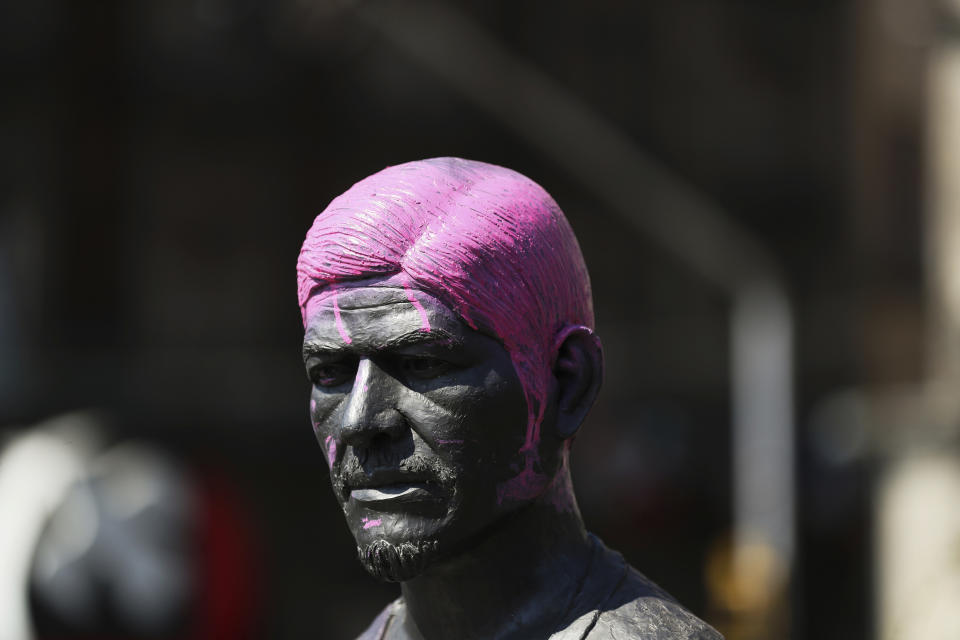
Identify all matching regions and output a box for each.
[341,467,450,511]
[350,483,435,504]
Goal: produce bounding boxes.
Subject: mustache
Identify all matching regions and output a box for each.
[335,453,457,490]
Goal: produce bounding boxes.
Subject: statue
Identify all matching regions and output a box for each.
[297,158,723,639]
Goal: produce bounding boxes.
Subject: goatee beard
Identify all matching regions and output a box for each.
[357,538,440,582]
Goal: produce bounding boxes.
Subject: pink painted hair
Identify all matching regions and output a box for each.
[296,157,594,446]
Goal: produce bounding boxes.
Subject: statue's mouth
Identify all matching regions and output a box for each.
[350,483,436,505]
[339,460,454,511]
[345,471,449,512]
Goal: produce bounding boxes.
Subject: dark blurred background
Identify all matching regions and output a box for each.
[3,1,958,639]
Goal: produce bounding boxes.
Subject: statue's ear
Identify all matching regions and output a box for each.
[552,326,603,440]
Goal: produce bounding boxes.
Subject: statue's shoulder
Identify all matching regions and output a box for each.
[551,536,723,640]
[355,597,403,640]
[581,576,724,639]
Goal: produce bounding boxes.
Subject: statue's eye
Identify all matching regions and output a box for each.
[309,362,356,387]
[400,356,450,379]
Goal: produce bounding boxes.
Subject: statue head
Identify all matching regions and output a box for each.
[297,157,603,582]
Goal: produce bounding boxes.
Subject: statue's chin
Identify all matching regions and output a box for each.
[357,538,441,582]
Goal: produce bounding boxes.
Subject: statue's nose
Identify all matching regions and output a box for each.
[336,358,406,448]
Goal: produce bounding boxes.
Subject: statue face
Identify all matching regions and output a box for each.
[303,283,529,581]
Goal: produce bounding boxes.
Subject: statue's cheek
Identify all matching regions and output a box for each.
[309,393,344,457]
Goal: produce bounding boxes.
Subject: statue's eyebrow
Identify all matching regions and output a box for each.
[302,328,464,361]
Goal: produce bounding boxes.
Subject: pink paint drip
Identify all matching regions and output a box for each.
[361,517,382,529]
[297,158,597,507]
[497,456,549,503]
[331,289,352,344]
[496,325,596,505]
[404,284,432,332]
[324,435,337,467]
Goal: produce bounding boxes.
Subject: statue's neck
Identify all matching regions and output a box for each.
[398,470,593,640]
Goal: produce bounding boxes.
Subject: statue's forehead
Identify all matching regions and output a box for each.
[306,272,410,302]
[330,286,412,309]
[304,275,501,343]
[303,284,485,353]
[304,280,460,326]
